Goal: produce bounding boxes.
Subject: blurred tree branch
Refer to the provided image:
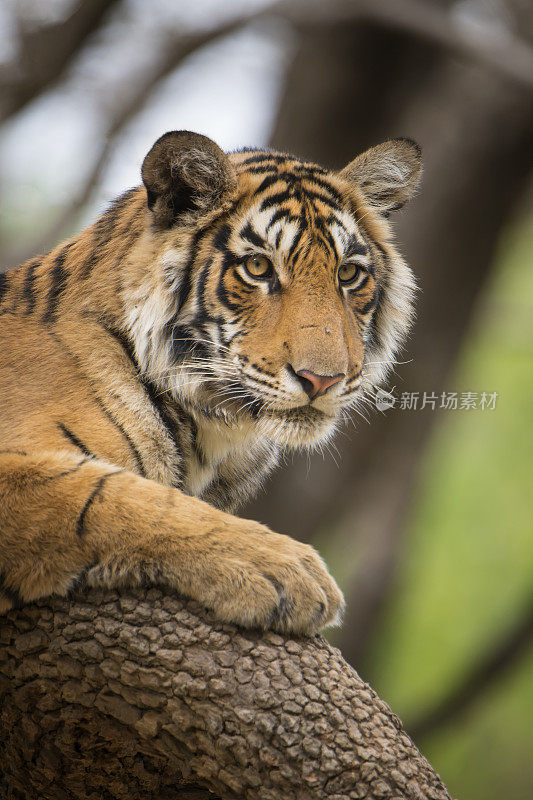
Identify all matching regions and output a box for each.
[0,18,251,271]
[282,0,533,92]
[408,597,533,740]
[0,0,121,124]
[3,0,533,270]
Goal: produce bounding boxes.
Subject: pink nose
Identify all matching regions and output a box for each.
[296,369,344,399]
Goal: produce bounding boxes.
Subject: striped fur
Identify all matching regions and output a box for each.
[0,131,421,634]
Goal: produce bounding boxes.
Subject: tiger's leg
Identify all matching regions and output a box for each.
[0,450,344,634]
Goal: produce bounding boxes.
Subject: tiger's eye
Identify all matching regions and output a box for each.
[244,254,273,279]
[338,263,360,284]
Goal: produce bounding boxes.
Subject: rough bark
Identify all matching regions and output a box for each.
[0,588,451,800]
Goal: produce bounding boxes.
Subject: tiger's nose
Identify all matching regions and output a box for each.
[295,369,344,399]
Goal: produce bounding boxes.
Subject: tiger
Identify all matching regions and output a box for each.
[0,130,421,635]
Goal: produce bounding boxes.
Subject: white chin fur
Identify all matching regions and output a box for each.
[256,410,339,450]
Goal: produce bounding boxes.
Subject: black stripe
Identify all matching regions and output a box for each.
[91,316,140,375]
[169,324,207,363]
[295,163,329,178]
[87,319,183,481]
[22,259,40,313]
[138,380,184,484]
[80,188,138,279]
[372,241,388,257]
[58,423,96,459]
[220,247,241,273]
[240,152,289,166]
[260,189,293,211]
[80,234,108,280]
[74,317,184,487]
[162,224,229,357]
[42,457,91,482]
[301,174,343,203]
[66,560,99,595]
[246,165,283,175]
[0,571,24,609]
[360,293,378,315]
[43,243,72,323]
[213,224,231,252]
[174,404,205,466]
[303,189,340,211]
[314,217,339,255]
[166,225,213,327]
[216,271,240,312]
[254,170,299,190]
[349,273,371,294]
[76,470,122,537]
[245,163,329,180]
[255,173,283,193]
[240,222,267,250]
[45,327,145,474]
[233,271,257,291]
[366,286,384,350]
[345,235,368,259]
[266,209,296,231]
[191,257,215,328]
[99,403,145,476]
[286,223,305,263]
[0,272,9,306]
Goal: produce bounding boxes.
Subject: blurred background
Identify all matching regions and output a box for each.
[1,1,532,797]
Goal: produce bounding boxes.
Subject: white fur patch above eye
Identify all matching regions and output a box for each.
[240,203,299,256]
[331,209,360,236]
[274,220,299,254]
[328,222,347,252]
[248,206,278,240]
[346,253,372,268]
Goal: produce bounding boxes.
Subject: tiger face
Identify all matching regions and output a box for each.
[131,131,421,449]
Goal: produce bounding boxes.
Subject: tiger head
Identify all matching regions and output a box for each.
[128,131,421,448]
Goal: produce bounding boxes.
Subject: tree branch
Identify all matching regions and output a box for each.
[0,588,452,800]
[0,0,121,124]
[0,18,254,271]
[4,0,533,271]
[281,0,533,92]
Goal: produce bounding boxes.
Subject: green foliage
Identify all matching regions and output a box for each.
[368,218,533,800]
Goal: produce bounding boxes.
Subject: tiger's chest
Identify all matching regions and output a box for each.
[181,414,279,511]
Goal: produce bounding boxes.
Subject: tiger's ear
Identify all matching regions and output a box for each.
[142,130,237,228]
[340,138,422,213]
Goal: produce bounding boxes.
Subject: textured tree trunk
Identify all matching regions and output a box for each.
[1,589,451,800]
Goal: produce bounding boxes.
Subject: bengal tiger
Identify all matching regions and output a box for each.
[0,131,421,634]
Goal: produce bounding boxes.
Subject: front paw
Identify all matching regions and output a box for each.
[86,519,344,636]
[178,521,345,635]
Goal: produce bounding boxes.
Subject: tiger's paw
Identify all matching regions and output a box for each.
[86,519,344,636]
[179,520,345,636]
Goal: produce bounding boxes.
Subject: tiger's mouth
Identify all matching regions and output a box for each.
[197,380,344,447]
[259,403,340,447]
[201,380,341,420]
[175,368,354,447]
[265,404,332,422]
